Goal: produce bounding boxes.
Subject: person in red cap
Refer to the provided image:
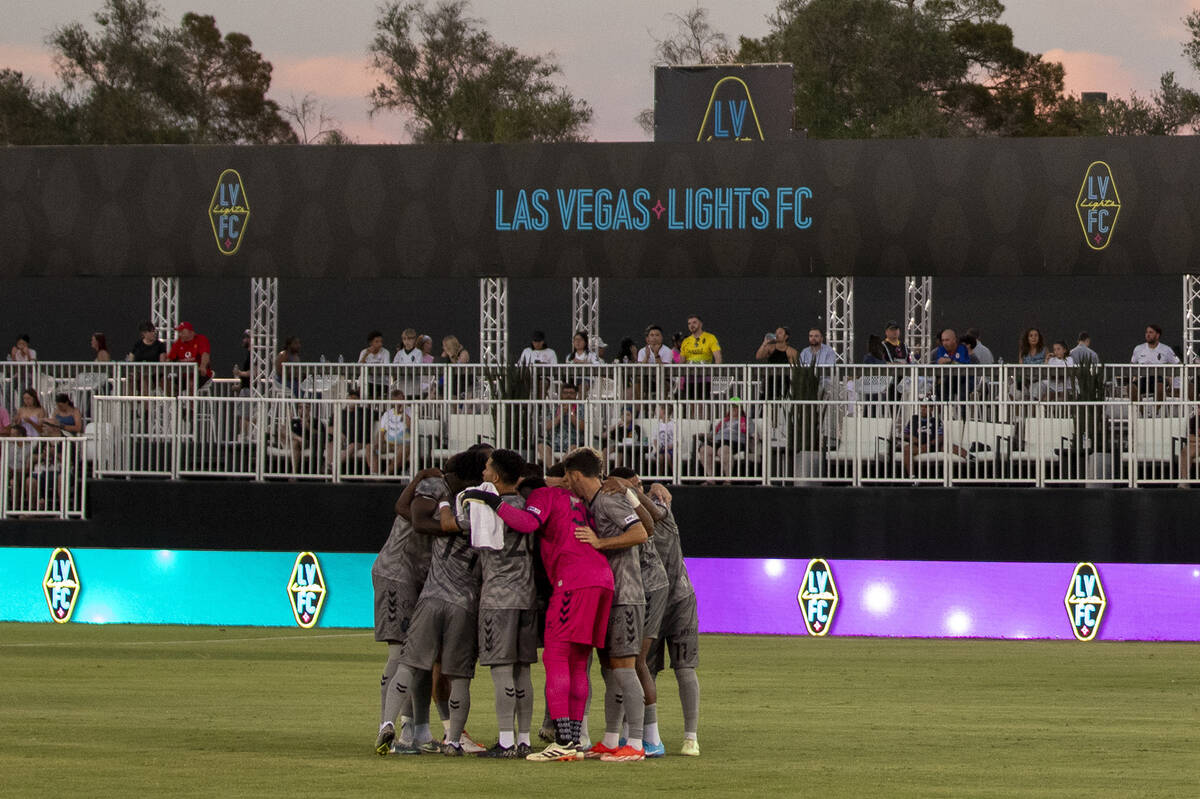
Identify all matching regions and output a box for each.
[162,322,213,387]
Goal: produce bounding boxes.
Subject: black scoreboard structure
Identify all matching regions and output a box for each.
[653,63,795,143]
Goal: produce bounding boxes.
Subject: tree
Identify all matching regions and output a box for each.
[368,0,592,142]
[635,5,735,136]
[280,92,352,144]
[0,70,78,145]
[20,0,295,144]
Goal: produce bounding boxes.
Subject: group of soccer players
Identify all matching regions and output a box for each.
[371,444,700,762]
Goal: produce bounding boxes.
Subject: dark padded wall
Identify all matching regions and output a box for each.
[2,138,1196,279]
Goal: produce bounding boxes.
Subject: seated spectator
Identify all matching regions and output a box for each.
[638,325,674,364]
[679,315,722,364]
[538,381,585,465]
[358,330,390,399]
[441,335,470,364]
[163,322,213,388]
[648,404,675,474]
[517,331,558,366]
[1018,328,1047,365]
[613,337,638,364]
[1045,340,1076,400]
[127,321,166,363]
[698,399,752,480]
[756,327,798,364]
[797,328,837,366]
[864,335,888,364]
[1070,332,1100,366]
[9,334,36,362]
[960,334,981,364]
[11,388,46,436]
[0,400,10,438]
[371,388,411,476]
[91,333,111,362]
[392,328,422,364]
[670,332,684,363]
[902,399,968,478]
[567,331,602,365]
[329,386,373,473]
[933,328,970,365]
[601,402,637,468]
[418,334,436,363]
[1178,408,1200,487]
[288,403,327,475]
[964,327,994,364]
[1131,323,1180,401]
[44,394,84,436]
[882,321,913,363]
[275,336,303,396]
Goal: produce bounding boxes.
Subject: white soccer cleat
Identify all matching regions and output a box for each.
[526,741,583,762]
[680,738,700,757]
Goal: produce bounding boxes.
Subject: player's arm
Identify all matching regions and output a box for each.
[413,496,456,536]
[575,521,648,551]
[457,488,541,534]
[395,467,443,517]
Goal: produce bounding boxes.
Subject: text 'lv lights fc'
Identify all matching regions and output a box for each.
[798,558,839,636]
[287,552,327,629]
[1064,562,1107,641]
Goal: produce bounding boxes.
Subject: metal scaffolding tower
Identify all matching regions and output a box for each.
[905,275,933,361]
[571,277,601,349]
[825,276,854,362]
[1185,275,1200,363]
[249,278,278,396]
[479,277,509,368]
[151,277,179,345]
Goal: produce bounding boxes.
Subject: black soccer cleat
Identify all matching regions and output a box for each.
[477,742,516,759]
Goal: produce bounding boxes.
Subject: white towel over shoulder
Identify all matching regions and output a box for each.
[465,481,505,550]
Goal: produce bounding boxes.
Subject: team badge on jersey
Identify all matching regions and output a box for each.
[287,552,327,629]
[43,547,80,623]
[797,558,838,636]
[1064,562,1106,641]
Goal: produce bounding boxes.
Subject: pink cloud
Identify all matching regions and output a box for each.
[271,55,378,100]
[1044,48,1145,97]
[0,43,57,84]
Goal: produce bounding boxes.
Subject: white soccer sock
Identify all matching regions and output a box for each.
[517,732,531,746]
[684,732,697,741]
[627,737,643,751]
[602,732,620,748]
[414,723,433,743]
[498,731,515,749]
[644,722,660,746]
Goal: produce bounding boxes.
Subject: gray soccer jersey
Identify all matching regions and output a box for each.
[651,499,694,604]
[418,478,482,613]
[638,526,670,594]
[478,493,537,611]
[370,477,445,585]
[588,490,645,606]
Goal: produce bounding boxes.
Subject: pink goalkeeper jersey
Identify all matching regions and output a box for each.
[524,486,614,593]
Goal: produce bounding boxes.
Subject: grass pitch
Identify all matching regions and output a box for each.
[0,625,1196,798]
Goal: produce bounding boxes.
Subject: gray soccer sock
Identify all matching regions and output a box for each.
[676,667,700,736]
[602,666,621,734]
[490,664,516,734]
[382,664,416,729]
[410,667,432,729]
[436,696,451,724]
[613,667,645,742]
[447,677,472,744]
[380,644,405,725]
[513,663,534,735]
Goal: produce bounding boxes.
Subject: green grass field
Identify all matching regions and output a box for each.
[0,624,1196,798]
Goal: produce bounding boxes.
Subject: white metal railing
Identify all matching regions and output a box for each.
[0,436,88,519]
[0,362,207,425]
[89,390,1200,488]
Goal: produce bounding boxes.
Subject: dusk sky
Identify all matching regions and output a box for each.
[5,0,1200,142]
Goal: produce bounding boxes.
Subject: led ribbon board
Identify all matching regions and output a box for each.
[1064,562,1107,641]
[797,558,838,636]
[43,547,80,623]
[287,552,326,629]
[209,168,250,255]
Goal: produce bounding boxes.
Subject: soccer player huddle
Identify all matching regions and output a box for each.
[372,445,700,762]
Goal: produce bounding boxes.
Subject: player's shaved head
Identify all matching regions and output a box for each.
[488,449,525,485]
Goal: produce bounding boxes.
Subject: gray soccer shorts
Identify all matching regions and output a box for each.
[478,608,539,666]
[601,603,645,659]
[647,593,699,673]
[372,574,421,644]
[397,597,478,678]
[642,585,669,642]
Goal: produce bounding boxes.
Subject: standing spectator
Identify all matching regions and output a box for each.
[679,316,722,364]
[127,321,166,362]
[538,381,585,465]
[882,321,913,363]
[9,334,36,362]
[392,329,422,364]
[755,327,798,364]
[163,322,212,387]
[797,329,837,366]
[517,331,558,366]
[359,331,390,399]
[638,325,674,364]
[418,335,436,363]
[275,336,302,396]
[1018,328,1047,364]
[1070,332,1100,366]
[1131,323,1180,401]
[91,333,111,362]
[964,328,994,364]
[592,336,608,362]
[567,331,602,365]
[232,330,251,395]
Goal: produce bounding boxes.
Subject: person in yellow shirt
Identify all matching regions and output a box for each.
[679,316,722,364]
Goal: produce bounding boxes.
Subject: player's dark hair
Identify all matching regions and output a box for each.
[521,462,544,480]
[447,449,488,484]
[489,449,525,485]
[467,442,494,453]
[544,462,566,478]
[608,466,637,480]
[562,448,603,478]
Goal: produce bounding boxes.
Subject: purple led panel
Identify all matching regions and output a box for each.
[687,558,1200,641]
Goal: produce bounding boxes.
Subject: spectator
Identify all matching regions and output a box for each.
[1045,340,1076,400]
[358,330,390,399]
[372,388,412,476]
[12,388,46,436]
[517,330,558,366]
[330,386,372,473]
[441,335,470,364]
[679,315,722,364]
[91,333,111,362]
[1070,332,1100,366]
[964,327,994,364]
[127,321,166,363]
[1131,323,1180,401]
[864,334,888,364]
[901,399,966,478]
[45,393,84,436]
[882,321,913,364]
[670,332,684,362]
[0,400,10,438]
[601,402,637,468]
[613,337,639,364]
[418,334,436,363]
[797,329,837,366]
[392,328,422,364]
[567,331,602,365]
[756,327,798,364]
[232,330,251,395]
[1018,328,1047,364]
[163,322,213,387]
[960,334,981,364]
[538,381,585,465]
[289,403,327,475]
[932,328,970,364]
[638,325,673,364]
[275,336,302,396]
[1178,408,1200,487]
[592,336,608,361]
[9,334,36,362]
[698,399,752,481]
[648,404,675,474]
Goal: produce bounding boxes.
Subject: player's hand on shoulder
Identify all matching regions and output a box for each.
[600,476,629,494]
[574,525,601,548]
